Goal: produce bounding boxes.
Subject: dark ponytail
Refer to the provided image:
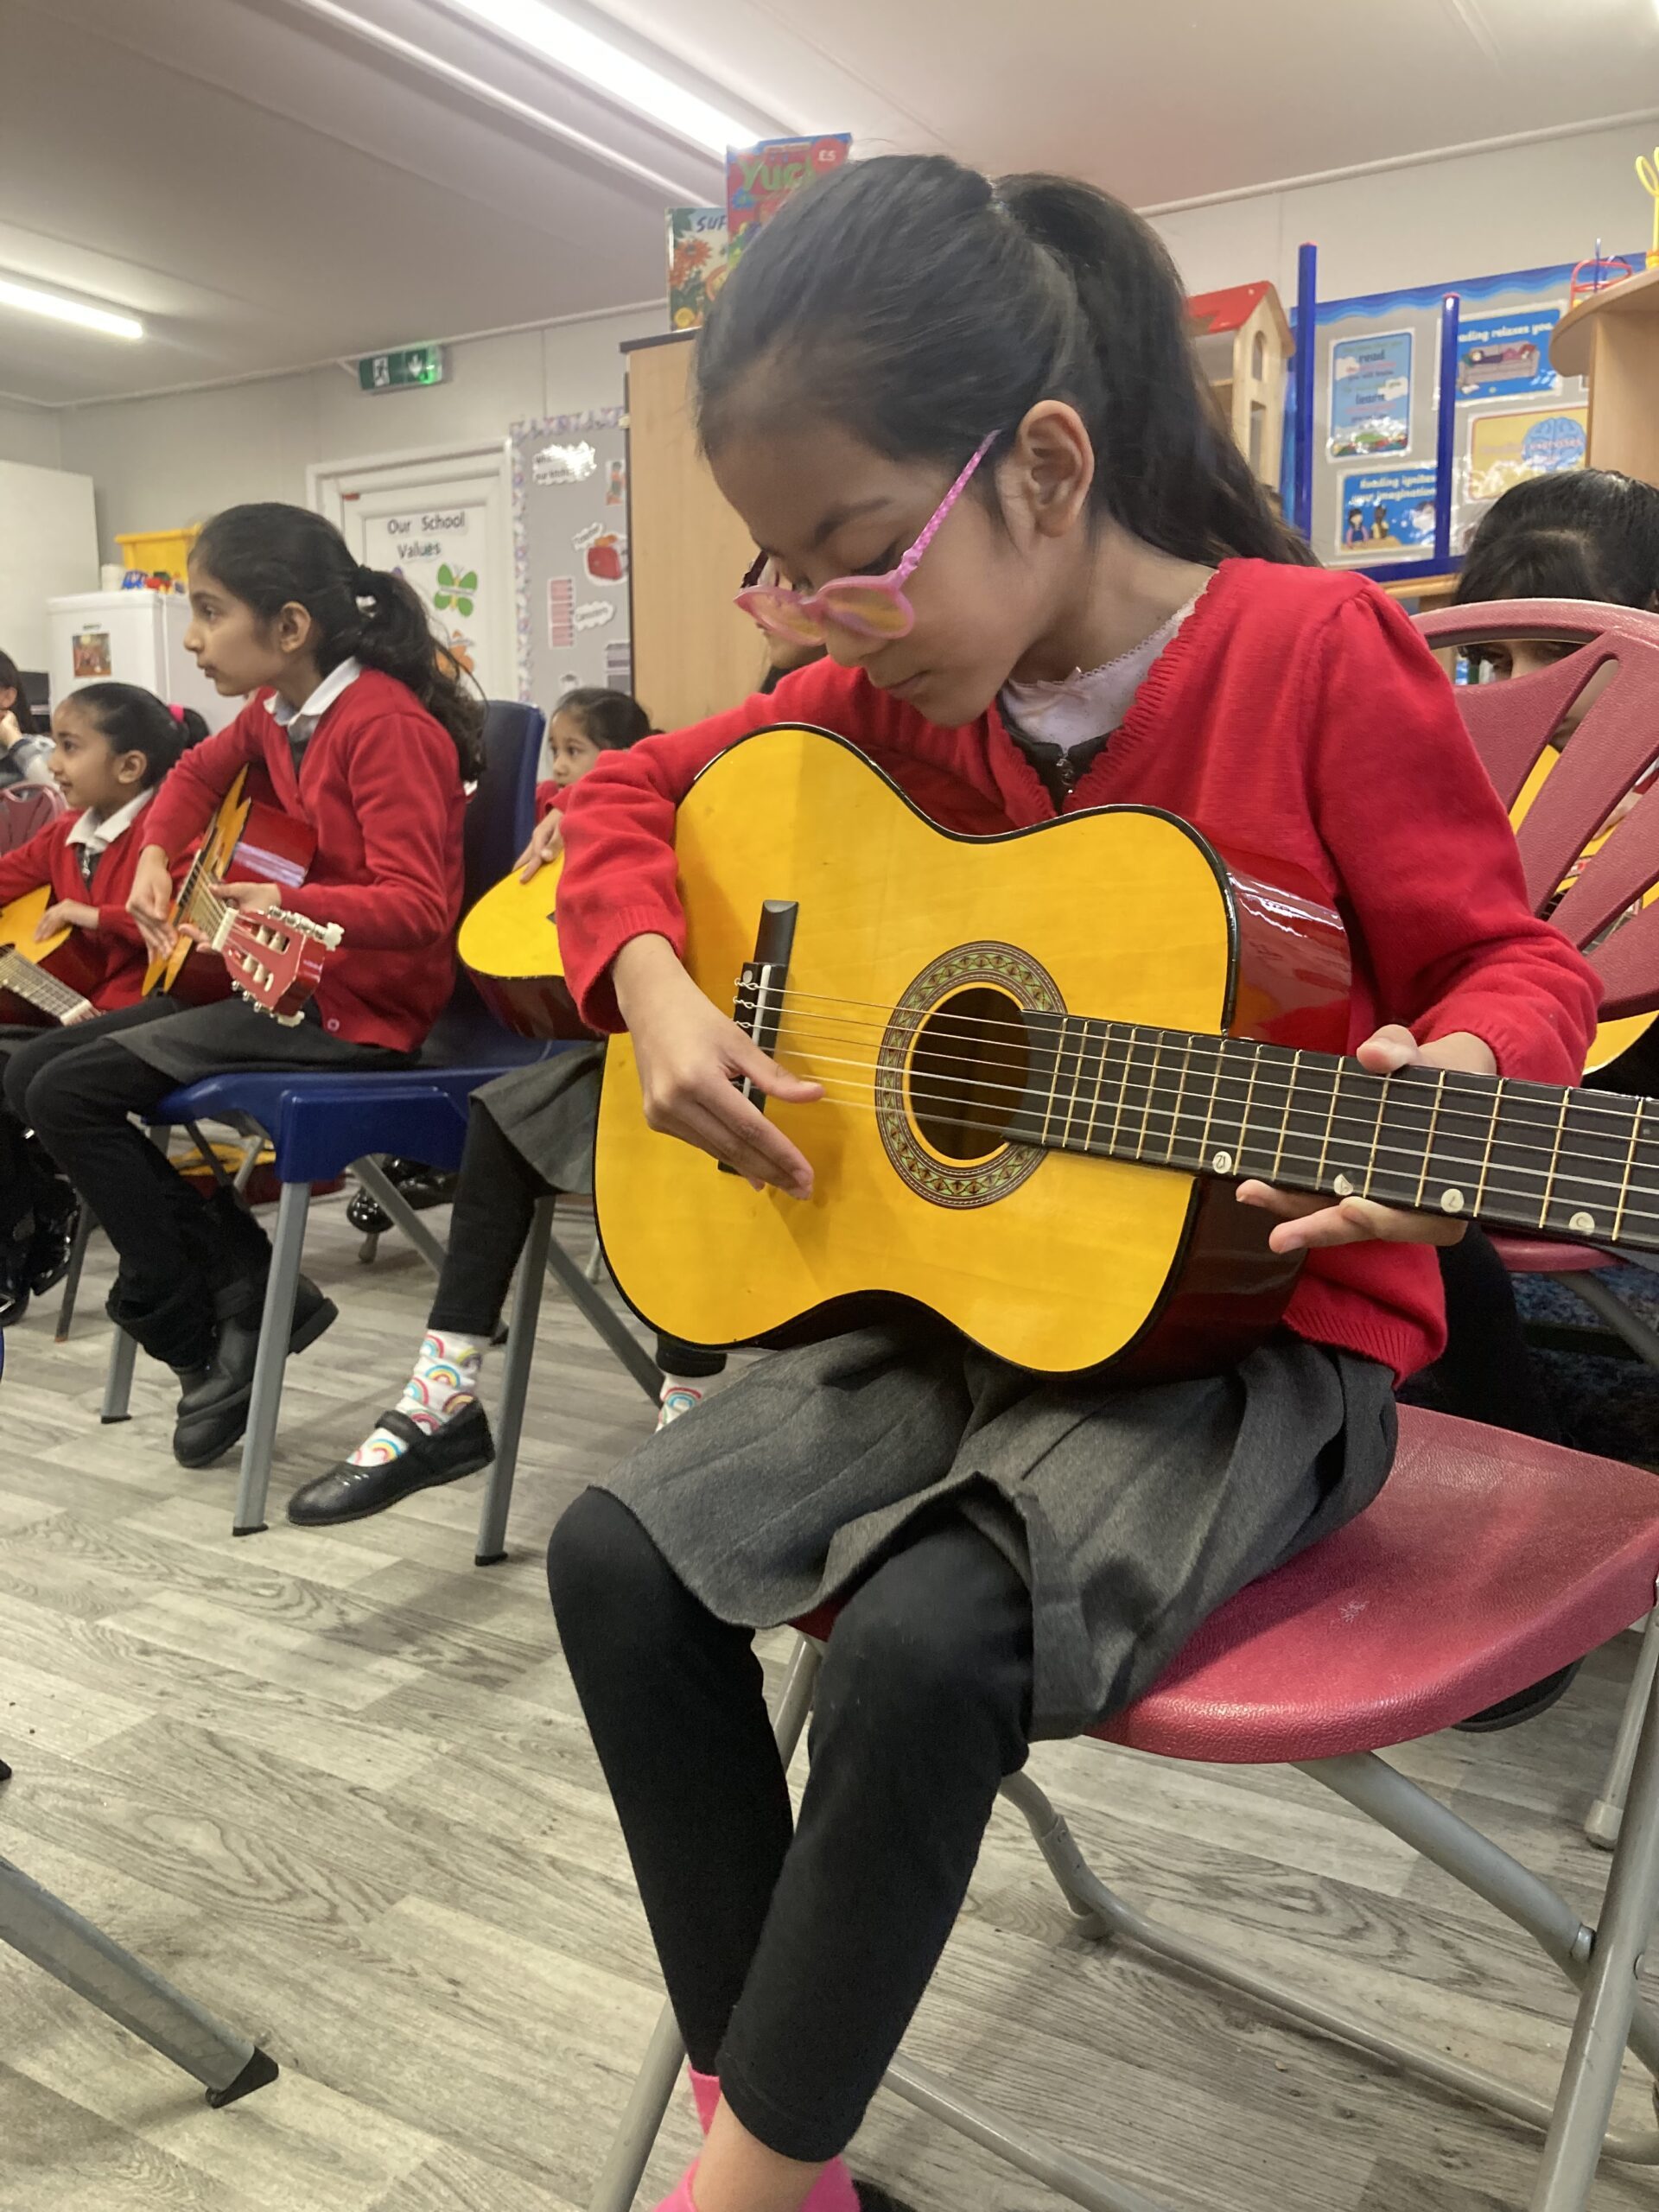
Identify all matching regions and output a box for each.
[696,154,1313,569]
[190,503,485,778]
[69,683,186,786]
[1453,468,1659,612]
[0,650,38,735]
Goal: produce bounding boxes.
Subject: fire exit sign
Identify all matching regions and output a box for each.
[357,344,447,393]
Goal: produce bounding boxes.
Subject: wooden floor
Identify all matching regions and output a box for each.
[3,1190,1658,2212]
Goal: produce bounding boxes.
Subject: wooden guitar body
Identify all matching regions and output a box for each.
[0,885,110,1027]
[594,727,1351,1378]
[457,861,593,1039]
[149,766,316,1004]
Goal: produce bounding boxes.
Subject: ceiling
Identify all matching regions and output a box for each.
[3,0,1657,408]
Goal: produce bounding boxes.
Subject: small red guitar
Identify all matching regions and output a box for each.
[149,766,338,1022]
[151,766,317,1007]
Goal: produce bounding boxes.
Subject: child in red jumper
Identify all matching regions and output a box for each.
[22,503,474,1470]
[543,157,1601,2212]
[0,683,191,1321]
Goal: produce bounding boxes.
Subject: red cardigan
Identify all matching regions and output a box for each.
[556,560,1600,1383]
[144,670,466,1053]
[0,797,176,1010]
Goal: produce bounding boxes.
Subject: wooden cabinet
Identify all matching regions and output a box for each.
[1550,266,1659,489]
[625,332,774,733]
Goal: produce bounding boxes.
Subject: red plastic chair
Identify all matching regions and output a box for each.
[1415,601,1659,1847]
[592,1409,1659,2212]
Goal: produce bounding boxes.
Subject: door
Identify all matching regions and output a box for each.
[309,443,514,702]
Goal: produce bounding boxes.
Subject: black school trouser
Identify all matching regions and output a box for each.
[547,1489,1033,2164]
[435,1099,726,1378]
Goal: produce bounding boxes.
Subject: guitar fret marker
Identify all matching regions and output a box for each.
[1211,1151,1234,1173]
[1570,1210,1596,1234]
[1333,1173,1355,1197]
[1440,1189,1465,1214]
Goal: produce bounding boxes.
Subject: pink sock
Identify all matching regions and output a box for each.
[689,2068,721,2133]
[677,2077,862,2212]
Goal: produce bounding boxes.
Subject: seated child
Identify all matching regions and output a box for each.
[0,683,190,1321]
[18,502,474,1469]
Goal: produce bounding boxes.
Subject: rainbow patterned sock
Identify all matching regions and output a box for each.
[348,1332,484,1467]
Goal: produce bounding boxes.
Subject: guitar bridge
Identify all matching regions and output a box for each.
[725,899,798,1174]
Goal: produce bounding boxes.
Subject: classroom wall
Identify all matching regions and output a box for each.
[1151,119,1649,303]
[0,399,62,471]
[54,305,660,562]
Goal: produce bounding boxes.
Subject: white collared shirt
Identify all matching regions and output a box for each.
[66,788,151,883]
[270,658,362,760]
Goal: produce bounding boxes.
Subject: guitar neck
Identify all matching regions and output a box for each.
[0,947,91,1023]
[1014,1014,1659,1255]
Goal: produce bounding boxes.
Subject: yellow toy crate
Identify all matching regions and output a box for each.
[115,524,200,582]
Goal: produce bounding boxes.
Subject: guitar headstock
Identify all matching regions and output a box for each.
[213,908,343,1026]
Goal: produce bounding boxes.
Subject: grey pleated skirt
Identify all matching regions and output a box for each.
[602,1322,1397,1739]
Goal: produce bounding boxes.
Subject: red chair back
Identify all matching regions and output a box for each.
[1414,599,1659,1021]
[0,782,63,856]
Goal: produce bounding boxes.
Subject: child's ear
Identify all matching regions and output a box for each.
[1008,401,1096,540]
[115,748,149,791]
[273,600,319,658]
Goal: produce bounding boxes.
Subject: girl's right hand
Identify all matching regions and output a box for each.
[127,845,177,959]
[515,810,563,883]
[613,934,822,1198]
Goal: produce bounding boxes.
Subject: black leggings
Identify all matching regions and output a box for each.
[1432,1227,1560,1444]
[438,1100,725,1378]
[547,1489,1033,2162]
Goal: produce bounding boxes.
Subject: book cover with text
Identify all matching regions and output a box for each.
[725,135,851,261]
[666,206,729,329]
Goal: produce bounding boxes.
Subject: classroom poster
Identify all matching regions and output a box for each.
[1454,309,1561,401]
[1338,467,1439,556]
[1328,331,1412,457]
[1465,407,1587,505]
[511,408,632,728]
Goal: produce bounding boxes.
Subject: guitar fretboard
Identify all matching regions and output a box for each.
[0,948,91,1023]
[1005,1014,1659,1254]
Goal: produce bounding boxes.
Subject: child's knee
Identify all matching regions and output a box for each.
[548,1487,677,1643]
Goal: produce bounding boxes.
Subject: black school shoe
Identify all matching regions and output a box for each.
[286,1403,496,1526]
[172,1275,339,1469]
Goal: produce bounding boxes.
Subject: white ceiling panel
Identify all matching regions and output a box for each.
[1,0,1655,407]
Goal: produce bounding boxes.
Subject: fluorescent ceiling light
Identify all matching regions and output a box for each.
[447,0,753,156]
[0,275,143,341]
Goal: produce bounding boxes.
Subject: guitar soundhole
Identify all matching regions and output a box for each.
[877,943,1061,1211]
[907,987,1029,1165]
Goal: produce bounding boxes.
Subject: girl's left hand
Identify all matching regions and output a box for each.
[35,899,100,940]
[1236,1026,1496,1253]
[215,881,282,914]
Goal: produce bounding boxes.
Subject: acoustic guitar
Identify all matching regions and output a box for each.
[149,766,339,1024]
[0,885,111,1026]
[149,765,316,1003]
[457,861,590,1038]
[592,725,1659,1379]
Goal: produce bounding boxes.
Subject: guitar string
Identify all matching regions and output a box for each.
[0,947,89,1017]
[752,982,1652,1135]
[764,1037,1659,1223]
[767,1027,1656,1185]
[769,1066,1659,1236]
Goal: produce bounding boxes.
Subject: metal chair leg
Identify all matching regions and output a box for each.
[100,1325,137,1424]
[543,1229,660,1401]
[0,1852,277,2106]
[1585,1605,1659,1849]
[474,1198,553,1567]
[1558,1268,1659,1370]
[54,1205,94,1344]
[349,1156,448,1278]
[588,1638,821,2212]
[1533,1648,1659,2209]
[231,1179,310,1538]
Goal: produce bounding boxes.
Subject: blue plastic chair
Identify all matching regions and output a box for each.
[99,699,639,1536]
